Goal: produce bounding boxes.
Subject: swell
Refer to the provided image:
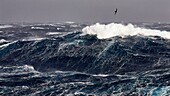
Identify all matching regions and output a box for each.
[0,32,170,74]
[1,64,170,95]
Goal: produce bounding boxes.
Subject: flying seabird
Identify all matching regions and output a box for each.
[114,8,118,15]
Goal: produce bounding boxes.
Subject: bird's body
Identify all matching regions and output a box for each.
[114,8,118,15]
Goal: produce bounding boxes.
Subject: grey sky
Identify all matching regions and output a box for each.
[0,0,170,23]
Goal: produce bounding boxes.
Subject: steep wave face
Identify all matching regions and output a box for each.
[0,22,170,95]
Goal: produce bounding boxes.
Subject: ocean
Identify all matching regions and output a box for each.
[0,22,170,96]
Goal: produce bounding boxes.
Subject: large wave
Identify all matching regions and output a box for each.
[82,22,170,39]
[0,23,170,95]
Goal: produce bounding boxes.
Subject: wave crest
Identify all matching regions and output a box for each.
[82,23,170,39]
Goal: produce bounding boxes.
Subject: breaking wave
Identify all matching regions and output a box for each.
[82,22,170,39]
[0,22,170,95]
[0,25,13,29]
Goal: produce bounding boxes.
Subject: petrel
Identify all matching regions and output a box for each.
[114,8,118,15]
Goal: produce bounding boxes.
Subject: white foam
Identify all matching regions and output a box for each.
[82,23,170,39]
[35,24,56,26]
[31,27,44,30]
[93,74,109,77]
[0,25,13,29]
[65,21,75,24]
[22,37,45,41]
[0,41,17,48]
[57,28,62,30]
[70,24,79,28]
[23,65,35,71]
[46,32,64,35]
[0,39,8,43]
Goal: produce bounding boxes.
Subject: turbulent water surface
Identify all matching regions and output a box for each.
[0,22,170,96]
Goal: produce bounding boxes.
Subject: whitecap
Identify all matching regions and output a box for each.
[31,27,44,30]
[46,32,64,35]
[65,21,75,24]
[0,39,8,43]
[82,22,170,39]
[0,25,13,29]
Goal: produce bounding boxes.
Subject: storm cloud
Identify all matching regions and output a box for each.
[0,0,170,23]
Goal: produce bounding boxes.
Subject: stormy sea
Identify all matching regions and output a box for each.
[0,22,170,96]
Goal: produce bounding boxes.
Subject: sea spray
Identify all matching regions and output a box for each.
[82,22,170,39]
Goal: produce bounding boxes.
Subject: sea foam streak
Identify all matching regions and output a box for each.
[0,25,13,29]
[82,23,170,39]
